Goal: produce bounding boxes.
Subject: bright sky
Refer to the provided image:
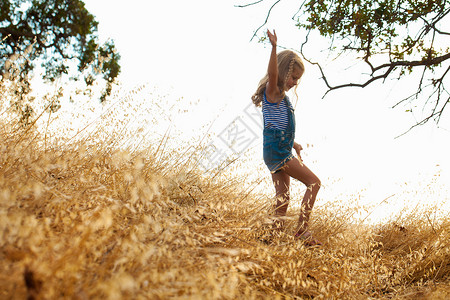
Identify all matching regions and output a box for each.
[82,0,449,222]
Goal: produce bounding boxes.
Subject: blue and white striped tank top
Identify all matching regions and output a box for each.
[262,92,289,130]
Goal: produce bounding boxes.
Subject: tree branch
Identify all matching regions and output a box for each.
[291,0,308,21]
[250,0,282,41]
[373,52,450,73]
[234,0,265,8]
[239,0,450,130]
[0,27,35,39]
[318,52,450,97]
[396,95,450,138]
[394,65,450,137]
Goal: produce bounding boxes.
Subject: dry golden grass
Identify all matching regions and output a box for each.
[1,90,449,299]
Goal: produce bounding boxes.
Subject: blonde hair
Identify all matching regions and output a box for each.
[252,50,305,107]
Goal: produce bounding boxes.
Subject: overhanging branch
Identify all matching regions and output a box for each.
[248,0,282,41]
[234,0,265,8]
[318,52,450,97]
[238,0,450,130]
[374,52,450,73]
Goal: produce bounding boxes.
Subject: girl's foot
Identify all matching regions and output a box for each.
[294,231,322,247]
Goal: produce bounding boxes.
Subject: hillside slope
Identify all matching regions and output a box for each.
[1,119,449,299]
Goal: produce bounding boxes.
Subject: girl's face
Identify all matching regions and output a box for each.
[285,65,303,91]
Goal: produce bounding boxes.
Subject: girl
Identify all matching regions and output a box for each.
[252,30,322,246]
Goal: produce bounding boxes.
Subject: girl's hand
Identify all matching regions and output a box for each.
[267,29,277,47]
[293,142,303,160]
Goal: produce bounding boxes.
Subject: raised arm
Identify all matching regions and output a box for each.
[266,29,280,103]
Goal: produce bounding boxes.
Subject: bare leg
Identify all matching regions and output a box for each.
[282,157,321,236]
[271,170,290,230]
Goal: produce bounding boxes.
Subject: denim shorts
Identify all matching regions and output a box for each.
[262,93,296,173]
[263,129,295,173]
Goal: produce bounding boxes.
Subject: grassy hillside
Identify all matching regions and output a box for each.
[0,106,449,299]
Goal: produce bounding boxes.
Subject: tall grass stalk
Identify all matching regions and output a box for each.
[0,82,449,299]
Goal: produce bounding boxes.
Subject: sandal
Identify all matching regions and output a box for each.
[294,231,322,247]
